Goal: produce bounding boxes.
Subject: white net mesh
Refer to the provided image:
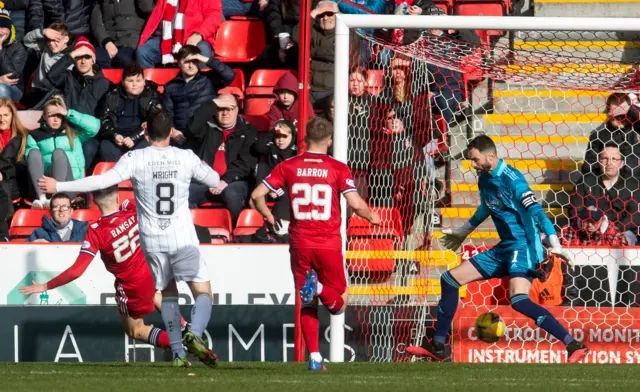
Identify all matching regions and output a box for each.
[343,25,640,363]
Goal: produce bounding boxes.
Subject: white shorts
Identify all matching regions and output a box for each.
[144,246,209,291]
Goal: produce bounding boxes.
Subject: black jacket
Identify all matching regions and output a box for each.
[0,39,28,91]
[163,57,235,132]
[4,0,30,11]
[252,125,297,185]
[99,81,163,142]
[264,0,308,44]
[27,0,94,38]
[582,105,640,175]
[572,173,640,238]
[46,54,112,116]
[187,101,258,183]
[91,0,154,49]
[0,136,25,200]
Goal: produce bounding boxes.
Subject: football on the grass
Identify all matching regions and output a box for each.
[474,312,505,343]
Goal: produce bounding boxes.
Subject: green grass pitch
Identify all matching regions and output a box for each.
[2,362,640,392]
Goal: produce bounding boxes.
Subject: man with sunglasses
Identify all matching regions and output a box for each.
[26,192,88,242]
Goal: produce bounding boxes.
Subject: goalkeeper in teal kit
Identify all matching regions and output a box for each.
[407,135,589,363]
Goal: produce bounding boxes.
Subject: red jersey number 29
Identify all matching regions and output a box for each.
[291,183,332,221]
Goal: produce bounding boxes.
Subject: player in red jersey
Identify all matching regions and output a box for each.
[19,186,187,362]
[251,117,380,371]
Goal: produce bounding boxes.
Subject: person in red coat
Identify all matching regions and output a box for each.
[136,0,222,68]
[268,71,315,129]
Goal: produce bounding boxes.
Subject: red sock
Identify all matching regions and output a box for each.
[318,286,345,315]
[180,317,187,327]
[300,306,320,354]
[148,327,171,349]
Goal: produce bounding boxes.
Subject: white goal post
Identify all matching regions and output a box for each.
[330,15,640,363]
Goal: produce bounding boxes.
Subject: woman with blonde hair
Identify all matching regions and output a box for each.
[0,98,29,202]
[26,97,100,208]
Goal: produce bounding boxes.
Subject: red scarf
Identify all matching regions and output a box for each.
[0,129,10,151]
[161,0,188,64]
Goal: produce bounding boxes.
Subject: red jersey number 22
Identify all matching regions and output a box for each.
[291,183,332,221]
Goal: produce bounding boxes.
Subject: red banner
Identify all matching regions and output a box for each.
[453,305,640,364]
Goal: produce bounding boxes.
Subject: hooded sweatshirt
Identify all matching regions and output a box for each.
[268,72,315,129]
[23,28,67,91]
[252,119,298,185]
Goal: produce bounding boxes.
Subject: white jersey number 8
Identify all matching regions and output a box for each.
[292,183,332,221]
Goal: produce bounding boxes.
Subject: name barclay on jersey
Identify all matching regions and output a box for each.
[153,171,178,180]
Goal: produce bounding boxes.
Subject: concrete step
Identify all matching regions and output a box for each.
[482,112,604,135]
[534,0,640,17]
[511,40,640,62]
[450,159,580,184]
[440,207,570,230]
[513,30,640,42]
[450,183,575,207]
[491,136,587,160]
[493,88,608,114]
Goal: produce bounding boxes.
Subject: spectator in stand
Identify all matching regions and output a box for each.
[21,22,71,109]
[26,97,100,209]
[264,0,305,68]
[223,0,268,19]
[582,93,640,176]
[0,6,27,102]
[561,205,626,246]
[347,68,373,196]
[0,98,29,202]
[27,0,94,39]
[187,93,258,225]
[252,119,296,199]
[4,0,28,41]
[0,176,9,241]
[91,0,154,69]
[97,62,163,162]
[26,192,88,242]
[163,45,235,148]
[318,94,334,124]
[46,36,110,169]
[293,1,336,109]
[572,143,640,246]
[268,71,314,129]
[136,0,222,69]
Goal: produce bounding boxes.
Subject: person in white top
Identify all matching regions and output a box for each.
[38,110,219,368]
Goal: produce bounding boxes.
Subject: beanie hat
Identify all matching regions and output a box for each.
[73,36,96,61]
[0,4,11,30]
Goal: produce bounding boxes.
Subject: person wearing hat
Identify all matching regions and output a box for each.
[268,71,315,129]
[163,44,236,148]
[560,204,627,246]
[186,93,259,226]
[291,0,337,109]
[0,5,27,102]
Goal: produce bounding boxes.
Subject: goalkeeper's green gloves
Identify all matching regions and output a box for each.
[548,234,575,270]
[439,222,475,252]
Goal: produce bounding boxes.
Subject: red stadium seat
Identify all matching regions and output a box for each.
[214,20,266,62]
[233,208,264,236]
[454,0,506,46]
[72,208,102,223]
[246,69,298,96]
[144,68,180,93]
[190,209,232,243]
[103,68,123,84]
[347,238,396,273]
[242,114,270,132]
[9,209,50,238]
[365,69,384,96]
[213,150,227,177]
[229,68,246,91]
[244,97,275,116]
[433,0,453,14]
[93,162,132,189]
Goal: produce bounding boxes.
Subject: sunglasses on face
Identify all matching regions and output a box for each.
[316,12,336,18]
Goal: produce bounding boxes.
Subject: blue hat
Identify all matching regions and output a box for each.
[0,6,11,29]
[579,208,603,222]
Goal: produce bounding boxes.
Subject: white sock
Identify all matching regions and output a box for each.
[316,281,324,295]
[310,352,323,362]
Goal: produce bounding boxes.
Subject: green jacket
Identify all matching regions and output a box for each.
[25,109,100,180]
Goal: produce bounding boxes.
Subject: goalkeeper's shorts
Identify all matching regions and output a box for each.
[468,244,538,281]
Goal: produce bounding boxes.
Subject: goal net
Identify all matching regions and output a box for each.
[333,15,640,364]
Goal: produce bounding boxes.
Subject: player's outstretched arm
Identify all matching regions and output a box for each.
[191,154,221,189]
[439,204,487,251]
[18,252,94,295]
[344,192,380,225]
[251,183,275,225]
[39,170,125,194]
